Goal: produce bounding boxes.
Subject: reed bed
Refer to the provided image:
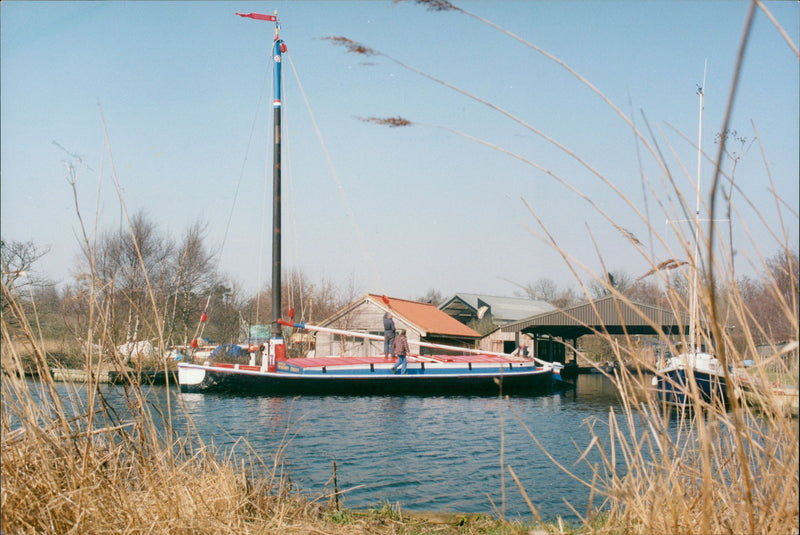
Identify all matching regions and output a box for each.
[4,296,525,535]
[364,3,798,531]
[4,2,798,534]
[2,304,307,533]
[534,358,799,534]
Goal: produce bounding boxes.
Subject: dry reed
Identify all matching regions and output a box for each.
[3,2,797,534]
[366,2,798,533]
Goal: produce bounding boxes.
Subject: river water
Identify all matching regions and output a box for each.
[45,374,625,521]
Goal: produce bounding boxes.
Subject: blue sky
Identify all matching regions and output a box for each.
[2,1,798,301]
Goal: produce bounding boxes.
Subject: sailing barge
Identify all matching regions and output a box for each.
[177,12,560,395]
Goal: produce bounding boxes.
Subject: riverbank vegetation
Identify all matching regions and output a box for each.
[2,1,798,534]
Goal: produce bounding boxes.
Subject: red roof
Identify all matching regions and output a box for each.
[368,294,480,339]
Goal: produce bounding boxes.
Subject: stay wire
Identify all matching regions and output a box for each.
[285,52,385,295]
[283,66,300,320]
[196,56,272,344]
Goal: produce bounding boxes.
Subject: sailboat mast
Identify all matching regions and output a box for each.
[272,23,286,338]
[271,17,284,338]
[690,62,707,354]
[234,10,285,350]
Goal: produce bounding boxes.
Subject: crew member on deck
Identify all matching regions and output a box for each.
[392,329,409,375]
[383,312,396,358]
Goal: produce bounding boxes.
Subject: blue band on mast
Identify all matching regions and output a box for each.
[273,40,283,108]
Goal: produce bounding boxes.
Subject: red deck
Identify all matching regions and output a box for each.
[287,354,526,368]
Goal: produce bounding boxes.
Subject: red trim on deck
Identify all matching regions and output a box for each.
[286,354,522,368]
[209,363,262,371]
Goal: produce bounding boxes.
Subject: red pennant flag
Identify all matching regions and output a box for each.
[236,12,277,22]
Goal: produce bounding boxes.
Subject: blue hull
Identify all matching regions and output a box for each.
[179,365,553,396]
[655,368,728,406]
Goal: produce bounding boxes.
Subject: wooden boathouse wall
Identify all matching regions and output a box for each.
[315,294,481,357]
[315,298,421,357]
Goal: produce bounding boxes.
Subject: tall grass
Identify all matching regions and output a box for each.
[369,1,798,533]
[1,243,333,533]
[3,2,798,534]
[1,121,346,533]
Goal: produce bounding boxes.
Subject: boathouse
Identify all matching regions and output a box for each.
[501,295,693,364]
[314,294,481,357]
[439,293,554,354]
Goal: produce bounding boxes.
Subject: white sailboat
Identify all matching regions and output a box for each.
[652,68,729,407]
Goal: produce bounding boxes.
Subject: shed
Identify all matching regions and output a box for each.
[439,293,555,326]
[501,295,693,364]
[315,294,481,357]
[440,293,555,354]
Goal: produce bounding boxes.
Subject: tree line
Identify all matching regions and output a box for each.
[2,212,797,364]
[1,213,353,363]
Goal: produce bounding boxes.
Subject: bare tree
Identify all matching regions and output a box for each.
[416,288,444,305]
[625,279,662,305]
[1,239,50,326]
[166,220,216,345]
[521,277,579,309]
[522,277,559,302]
[589,270,633,299]
[1,239,49,288]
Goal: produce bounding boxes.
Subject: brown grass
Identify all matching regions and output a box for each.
[2,315,537,534]
[3,2,798,533]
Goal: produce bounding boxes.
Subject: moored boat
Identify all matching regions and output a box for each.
[651,73,730,408]
[651,350,728,406]
[177,12,561,396]
[733,367,799,417]
[178,353,554,395]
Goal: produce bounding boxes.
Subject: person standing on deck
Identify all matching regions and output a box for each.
[392,329,409,375]
[383,312,396,358]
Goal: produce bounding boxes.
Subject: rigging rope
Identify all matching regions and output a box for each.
[254,66,273,327]
[192,59,272,350]
[285,52,386,295]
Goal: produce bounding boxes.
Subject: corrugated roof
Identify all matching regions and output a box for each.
[371,294,481,339]
[501,295,693,338]
[439,293,555,323]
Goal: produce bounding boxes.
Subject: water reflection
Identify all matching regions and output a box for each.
[28,374,626,521]
[168,374,623,519]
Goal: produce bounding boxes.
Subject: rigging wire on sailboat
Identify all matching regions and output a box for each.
[285,52,386,295]
[254,62,275,328]
[282,62,300,323]
[192,41,274,349]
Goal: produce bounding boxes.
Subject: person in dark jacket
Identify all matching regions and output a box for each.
[392,329,409,374]
[383,312,396,358]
